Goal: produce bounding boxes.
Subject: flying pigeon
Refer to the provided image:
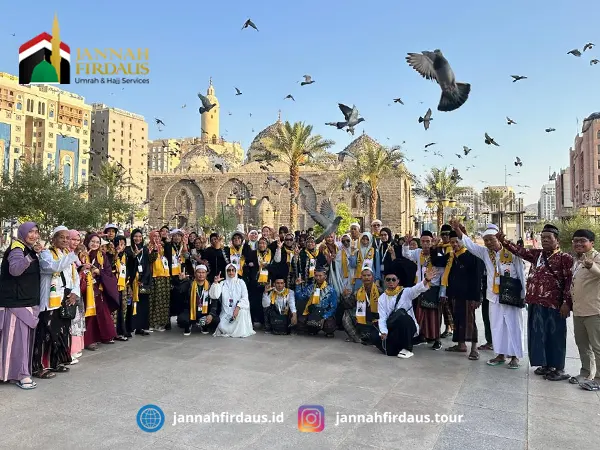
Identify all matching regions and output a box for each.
[242,19,258,31]
[234,87,242,95]
[300,75,315,86]
[511,75,527,82]
[506,117,517,125]
[424,142,436,148]
[514,157,523,167]
[325,122,346,129]
[155,118,165,127]
[419,108,432,130]
[393,98,404,105]
[583,42,595,52]
[284,95,295,101]
[455,153,462,159]
[406,50,471,112]
[463,146,471,155]
[591,59,599,65]
[305,199,343,244]
[568,49,582,57]
[335,103,365,134]
[545,128,556,133]
[484,133,499,146]
[198,92,216,114]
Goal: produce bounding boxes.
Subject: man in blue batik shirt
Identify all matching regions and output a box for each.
[295,266,337,337]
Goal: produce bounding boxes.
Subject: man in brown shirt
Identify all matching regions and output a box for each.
[570,229,600,391]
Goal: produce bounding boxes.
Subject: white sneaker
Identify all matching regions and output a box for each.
[397,349,414,359]
[69,358,79,365]
[144,329,154,333]
[73,352,83,358]
[156,326,165,332]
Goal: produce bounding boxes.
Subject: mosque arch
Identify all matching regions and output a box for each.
[162,180,206,228]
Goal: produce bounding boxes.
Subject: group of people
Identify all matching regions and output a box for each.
[1,218,599,393]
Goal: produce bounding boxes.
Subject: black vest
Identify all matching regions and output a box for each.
[0,241,41,308]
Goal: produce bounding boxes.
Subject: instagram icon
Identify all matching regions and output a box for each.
[298,405,325,432]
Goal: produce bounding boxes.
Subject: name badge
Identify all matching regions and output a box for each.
[315,288,321,296]
[172,255,180,267]
[231,255,240,267]
[495,276,500,286]
[161,257,169,270]
[119,265,126,278]
[138,264,143,273]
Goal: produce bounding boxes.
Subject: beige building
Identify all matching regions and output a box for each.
[0,71,92,185]
[569,112,600,216]
[90,103,148,205]
[481,186,524,240]
[555,167,574,219]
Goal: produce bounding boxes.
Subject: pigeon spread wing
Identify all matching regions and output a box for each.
[338,103,353,120]
[319,199,336,221]
[305,202,333,228]
[198,93,211,109]
[406,52,438,81]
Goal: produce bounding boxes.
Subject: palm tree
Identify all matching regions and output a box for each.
[87,162,137,223]
[259,121,334,230]
[413,166,466,231]
[341,139,407,222]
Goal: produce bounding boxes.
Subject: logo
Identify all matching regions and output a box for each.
[19,14,70,85]
[136,404,165,433]
[298,405,325,433]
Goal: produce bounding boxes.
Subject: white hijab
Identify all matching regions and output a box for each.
[223,263,244,299]
[359,232,374,259]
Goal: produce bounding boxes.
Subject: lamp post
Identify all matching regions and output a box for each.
[227,181,258,232]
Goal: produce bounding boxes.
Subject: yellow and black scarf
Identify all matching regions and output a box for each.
[487,247,514,294]
[303,281,328,315]
[355,283,380,324]
[189,279,210,321]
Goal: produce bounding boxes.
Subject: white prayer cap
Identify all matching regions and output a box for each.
[52,225,69,237]
[195,264,208,272]
[349,222,361,229]
[170,228,183,235]
[482,224,500,237]
[361,265,374,273]
[371,219,382,226]
[103,223,118,232]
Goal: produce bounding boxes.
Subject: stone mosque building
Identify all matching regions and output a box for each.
[147,80,415,234]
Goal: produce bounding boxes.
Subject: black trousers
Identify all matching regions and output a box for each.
[135,293,150,331]
[375,315,417,357]
[481,299,492,344]
[249,284,265,324]
[528,304,567,370]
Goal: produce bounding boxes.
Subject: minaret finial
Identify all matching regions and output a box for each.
[277,110,282,123]
[209,76,212,86]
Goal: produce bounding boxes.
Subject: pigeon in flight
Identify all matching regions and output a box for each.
[545,128,556,133]
[305,199,343,244]
[463,146,471,155]
[591,59,599,65]
[506,117,517,125]
[284,95,295,101]
[336,103,365,134]
[514,157,523,167]
[511,75,527,82]
[155,118,165,127]
[419,108,432,130]
[325,121,346,130]
[484,133,499,146]
[198,92,216,114]
[568,49,582,57]
[181,104,186,108]
[234,87,242,95]
[424,142,436,148]
[583,42,595,52]
[406,50,471,112]
[455,153,462,159]
[242,19,258,31]
[300,75,315,86]
[393,98,404,105]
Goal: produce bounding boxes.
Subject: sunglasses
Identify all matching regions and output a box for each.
[342,240,350,243]
[284,238,294,241]
[226,268,236,272]
[385,277,398,282]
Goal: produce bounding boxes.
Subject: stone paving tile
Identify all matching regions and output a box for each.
[433,427,526,450]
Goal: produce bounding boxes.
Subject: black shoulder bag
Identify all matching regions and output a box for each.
[386,289,410,330]
[58,269,77,320]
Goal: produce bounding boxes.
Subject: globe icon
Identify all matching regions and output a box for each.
[137,405,165,432]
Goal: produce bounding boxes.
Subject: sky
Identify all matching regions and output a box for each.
[1,0,599,207]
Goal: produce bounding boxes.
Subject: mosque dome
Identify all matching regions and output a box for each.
[342,132,381,155]
[246,114,284,162]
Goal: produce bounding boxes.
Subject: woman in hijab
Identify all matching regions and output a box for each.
[246,230,259,251]
[0,222,42,389]
[147,230,172,331]
[353,232,375,291]
[82,233,118,350]
[68,230,86,359]
[125,229,152,336]
[111,235,131,341]
[208,263,255,338]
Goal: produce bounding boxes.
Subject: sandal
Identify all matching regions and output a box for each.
[477,343,493,351]
[440,331,452,339]
[445,345,467,353]
[569,375,586,385]
[486,358,506,366]
[534,366,550,376]
[33,370,56,379]
[579,380,600,391]
[507,359,520,369]
[16,379,37,390]
[115,336,128,342]
[49,365,70,373]
[544,370,570,381]
[103,339,115,344]
[468,351,480,360]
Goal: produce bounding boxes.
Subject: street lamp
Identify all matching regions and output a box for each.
[249,194,258,206]
[426,197,434,208]
[441,198,450,208]
[227,193,237,206]
[448,197,457,208]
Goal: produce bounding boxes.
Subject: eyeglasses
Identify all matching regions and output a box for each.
[342,240,350,243]
[284,238,294,241]
[385,277,398,282]
[226,268,236,272]
[373,224,381,227]
[572,238,590,244]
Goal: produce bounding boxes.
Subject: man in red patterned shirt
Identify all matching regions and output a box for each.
[497,224,573,381]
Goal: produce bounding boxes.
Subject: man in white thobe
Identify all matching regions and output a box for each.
[451,221,526,368]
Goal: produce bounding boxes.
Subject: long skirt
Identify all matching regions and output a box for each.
[414,302,441,341]
[297,315,337,335]
[214,308,256,338]
[149,277,170,329]
[112,290,133,335]
[451,298,478,343]
[0,306,39,381]
[528,303,566,369]
[32,309,72,373]
[375,314,417,357]
[135,293,150,331]
[489,300,524,358]
[70,298,86,356]
[248,284,265,324]
[441,301,454,330]
[342,310,378,343]
[84,293,117,346]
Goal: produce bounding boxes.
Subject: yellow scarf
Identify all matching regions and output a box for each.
[81,254,96,317]
[415,252,432,284]
[440,243,453,254]
[355,247,375,279]
[257,249,272,283]
[229,246,245,276]
[48,248,76,309]
[488,246,514,294]
[170,246,183,276]
[303,281,328,315]
[305,248,319,278]
[270,288,290,314]
[441,247,466,287]
[189,279,210,321]
[115,253,127,291]
[152,248,170,278]
[284,247,293,269]
[385,286,403,296]
[355,283,380,324]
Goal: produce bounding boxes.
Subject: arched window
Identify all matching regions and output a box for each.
[597,130,600,139]
[211,134,217,144]
[351,195,358,209]
[16,102,22,110]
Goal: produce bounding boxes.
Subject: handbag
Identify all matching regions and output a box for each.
[58,282,77,320]
[419,286,441,309]
[387,290,411,330]
[498,274,524,308]
[268,306,290,335]
[305,304,325,329]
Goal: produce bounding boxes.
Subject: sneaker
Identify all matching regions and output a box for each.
[72,352,83,358]
[431,341,442,351]
[412,336,426,346]
[156,326,166,332]
[397,349,414,359]
[183,326,191,336]
[200,326,209,335]
[68,358,79,365]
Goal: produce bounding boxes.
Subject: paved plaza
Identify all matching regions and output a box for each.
[1,314,599,450]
